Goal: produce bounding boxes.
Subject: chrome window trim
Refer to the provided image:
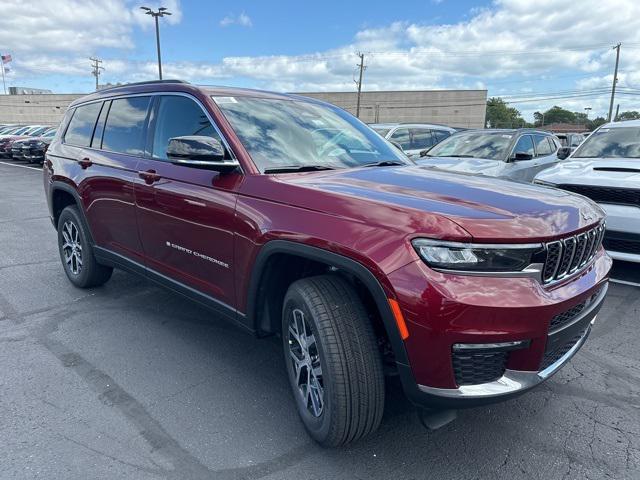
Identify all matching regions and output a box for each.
[63,91,239,166]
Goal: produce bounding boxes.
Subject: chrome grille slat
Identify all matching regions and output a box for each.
[542,223,603,285]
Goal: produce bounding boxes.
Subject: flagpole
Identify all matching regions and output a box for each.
[1,61,6,95]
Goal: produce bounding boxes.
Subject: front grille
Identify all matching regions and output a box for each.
[452,351,507,386]
[549,287,603,332]
[540,330,586,370]
[558,184,640,208]
[603,231,640,255]
[542,224,604,283]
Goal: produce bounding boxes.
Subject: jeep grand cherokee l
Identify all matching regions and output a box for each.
[43,80,611,447]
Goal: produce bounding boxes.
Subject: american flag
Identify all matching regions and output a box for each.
[1,54,12,64]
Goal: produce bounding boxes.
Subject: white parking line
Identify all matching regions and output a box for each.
[610,278,640,288]
[0,160,41,171]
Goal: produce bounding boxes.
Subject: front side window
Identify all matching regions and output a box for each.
[102,97,151,156]
[426,132,513,160]
[213,96,407,172]
[152,96,224,160]
[433,130,451,143]
[570,135,582,147]
[65,102,103,147]
[533,134,553,156]
[512,135,535,157]
[389,128,411,150]
[409,128,434,150]
[573,126,640,159]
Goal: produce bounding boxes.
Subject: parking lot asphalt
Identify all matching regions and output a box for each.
[0,160,639,480]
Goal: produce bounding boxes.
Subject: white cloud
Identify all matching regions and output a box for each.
[5,0,640,119]
[220,12,252,28]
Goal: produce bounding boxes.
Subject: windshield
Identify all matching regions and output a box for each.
[573,126,640,159]
[425,131,513,160]
[29,126,49,136]
[213,96,408,172]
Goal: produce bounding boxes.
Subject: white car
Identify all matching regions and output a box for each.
[535,120,640,263]
[369,123,456,158]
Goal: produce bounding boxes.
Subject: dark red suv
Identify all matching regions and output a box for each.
[43,80,611,446]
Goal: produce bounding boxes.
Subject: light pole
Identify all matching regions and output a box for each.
[140,6,172,80]
[584,107,592,120]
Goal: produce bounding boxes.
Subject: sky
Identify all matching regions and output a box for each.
[2,0,640,121]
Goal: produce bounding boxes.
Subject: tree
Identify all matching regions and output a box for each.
[533,106,577,126]
[587,116,607,130]
[485,97,527,128]
[616,111,640,121]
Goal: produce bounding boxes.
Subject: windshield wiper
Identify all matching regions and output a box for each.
[361,160,407,167]
[264,165,335,174]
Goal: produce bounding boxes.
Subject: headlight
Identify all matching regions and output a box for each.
[33,141,45,147]
[412,239,544,272]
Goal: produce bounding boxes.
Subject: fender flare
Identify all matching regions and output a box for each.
[49,181,95,245]
[246,240,410,366]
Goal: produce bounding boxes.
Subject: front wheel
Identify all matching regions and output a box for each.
[282,275,385,447]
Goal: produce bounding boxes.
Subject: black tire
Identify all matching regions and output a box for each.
[57,205,113,288]
[282,275,385,447]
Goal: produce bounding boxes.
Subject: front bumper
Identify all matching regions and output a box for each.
[388,249,611,408]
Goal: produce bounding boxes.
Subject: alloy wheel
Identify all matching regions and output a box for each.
[287,308,325,417]
[61,220,83,275]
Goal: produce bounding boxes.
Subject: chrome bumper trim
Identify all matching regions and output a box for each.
[418,319,594,399]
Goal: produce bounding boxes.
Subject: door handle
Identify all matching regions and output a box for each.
[78,157,92,169]
[138,169,161,185]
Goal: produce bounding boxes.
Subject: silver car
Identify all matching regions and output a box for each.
[535,120,640,264]
[370,123,456,158]
[416,128,568,182]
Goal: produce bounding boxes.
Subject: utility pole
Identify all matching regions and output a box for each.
[140,7,172,80]
[615,104,620,122]
[354,52,366,118]
[608,43,621,122]
[90,57,104,91]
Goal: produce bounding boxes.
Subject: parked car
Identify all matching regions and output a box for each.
[44,81,611,447]
[556,132,585,153]
[0,125,29,139]
[535,120,640,263]
[11,128,57,164]
[0,125,52,158]
[369,123,456,157]
[416,128,568,182]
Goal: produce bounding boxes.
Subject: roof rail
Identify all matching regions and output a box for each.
[98,79,190,92]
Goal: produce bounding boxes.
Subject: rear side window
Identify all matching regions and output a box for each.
[533,134,553,156]
[102,97,152,155]
[389,128,411,149]
[151,95,222,160]
[65,102,102,147]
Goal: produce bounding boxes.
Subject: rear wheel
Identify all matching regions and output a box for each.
[57,205,113,288]
[282,275,385,447]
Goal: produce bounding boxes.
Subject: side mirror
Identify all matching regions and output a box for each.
[512,151,533,161]
[557,146,571,160]
[167,136,239,173]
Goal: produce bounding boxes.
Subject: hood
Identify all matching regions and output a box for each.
[535,158,640,190]
[416,156,504,177]
[260,165,603,242]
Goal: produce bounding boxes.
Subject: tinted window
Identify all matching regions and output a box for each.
[389,128,411,149]
[426,131,513,160]
[573,126,640,159]
[64,102,102,147]
[152,96,222,160]
[371,127,391,137]
[433,130,451,143]
[512,135,534,156]
[102,97,151,155]
[409,128,434,150]
[570,135,582,147]
[533,134,553,156]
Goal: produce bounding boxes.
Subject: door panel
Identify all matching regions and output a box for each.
[135,160,239,307]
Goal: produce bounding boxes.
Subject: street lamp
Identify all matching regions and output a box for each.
[584,107,592,119]
[140,6,172,80]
